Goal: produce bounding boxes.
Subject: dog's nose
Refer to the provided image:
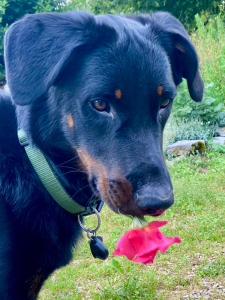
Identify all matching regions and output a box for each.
[135,185,174,214]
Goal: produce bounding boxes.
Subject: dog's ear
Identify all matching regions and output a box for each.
[4,12,115,105]
[151,12,204,102]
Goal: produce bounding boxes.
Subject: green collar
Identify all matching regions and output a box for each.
[18,129,87,215]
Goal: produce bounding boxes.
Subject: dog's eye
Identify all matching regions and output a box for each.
[159,99,170,109]
[91,99,109,112]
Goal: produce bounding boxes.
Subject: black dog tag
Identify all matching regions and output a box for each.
[89,236,109,260]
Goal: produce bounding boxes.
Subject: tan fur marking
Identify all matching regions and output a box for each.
[77,149,139,215]
[77,149,108,177]
[77,149,110,199]
[67,114,75,128]
[115,89,123,100]
[157,85,164,97]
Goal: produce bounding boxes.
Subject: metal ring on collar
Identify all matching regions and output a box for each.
[78,208,101,234]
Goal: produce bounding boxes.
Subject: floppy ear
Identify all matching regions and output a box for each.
[152,12,204,102]
[4,12,114,105]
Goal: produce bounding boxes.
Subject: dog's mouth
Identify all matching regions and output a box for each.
[113,204,166,218]
[143,209,165,217]
[113,203,166,218]
[89,178,167,218]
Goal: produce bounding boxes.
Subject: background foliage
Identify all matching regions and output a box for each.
[66,0,223,25]
[0,0,66,82]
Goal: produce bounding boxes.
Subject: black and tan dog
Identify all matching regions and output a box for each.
[0,11,203,299]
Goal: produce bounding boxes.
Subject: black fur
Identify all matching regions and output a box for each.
[0,11,203,299]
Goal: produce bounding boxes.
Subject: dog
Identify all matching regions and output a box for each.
[0,11,203,300]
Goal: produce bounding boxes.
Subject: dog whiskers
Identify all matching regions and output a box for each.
[61,170,87,175]
[58,156,78,166]
[71,184,90,198]
[60,165,78,171]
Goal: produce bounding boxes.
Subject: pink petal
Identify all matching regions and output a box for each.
[113,221,182,265]
[147,221,168,230]
[113,229,147,259]
[133,249,159,265]
[157,236,182,253]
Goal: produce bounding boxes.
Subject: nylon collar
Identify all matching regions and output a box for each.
[18,129,103,216]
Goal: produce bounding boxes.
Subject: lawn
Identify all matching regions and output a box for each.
[40,151,225,300]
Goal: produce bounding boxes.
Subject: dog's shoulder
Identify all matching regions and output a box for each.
[0,90,19,153]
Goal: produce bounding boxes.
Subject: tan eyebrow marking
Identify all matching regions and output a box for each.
[157,85,164,97]
[115,89,123,100]
[67,114,75,128]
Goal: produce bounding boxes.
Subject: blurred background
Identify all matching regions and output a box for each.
[0,0,225,145]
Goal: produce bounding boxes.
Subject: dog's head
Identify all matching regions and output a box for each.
[4,12,203,217]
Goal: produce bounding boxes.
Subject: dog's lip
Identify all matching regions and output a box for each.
[147,209,165,217]
[135,208,165,218]
[114,206,166,218]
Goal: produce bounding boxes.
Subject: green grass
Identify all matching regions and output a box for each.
[40,151,225,300]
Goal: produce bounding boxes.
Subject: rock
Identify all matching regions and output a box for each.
[166,140,206,157]
[215,127,225,137]
[212,137,225,146]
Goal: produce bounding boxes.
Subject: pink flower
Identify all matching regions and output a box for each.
[113,221,181,265]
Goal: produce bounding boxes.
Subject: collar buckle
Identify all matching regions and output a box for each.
[79,198,104,217]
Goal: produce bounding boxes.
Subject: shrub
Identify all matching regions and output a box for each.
[164,117,216,146]
[173,82,224,125]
